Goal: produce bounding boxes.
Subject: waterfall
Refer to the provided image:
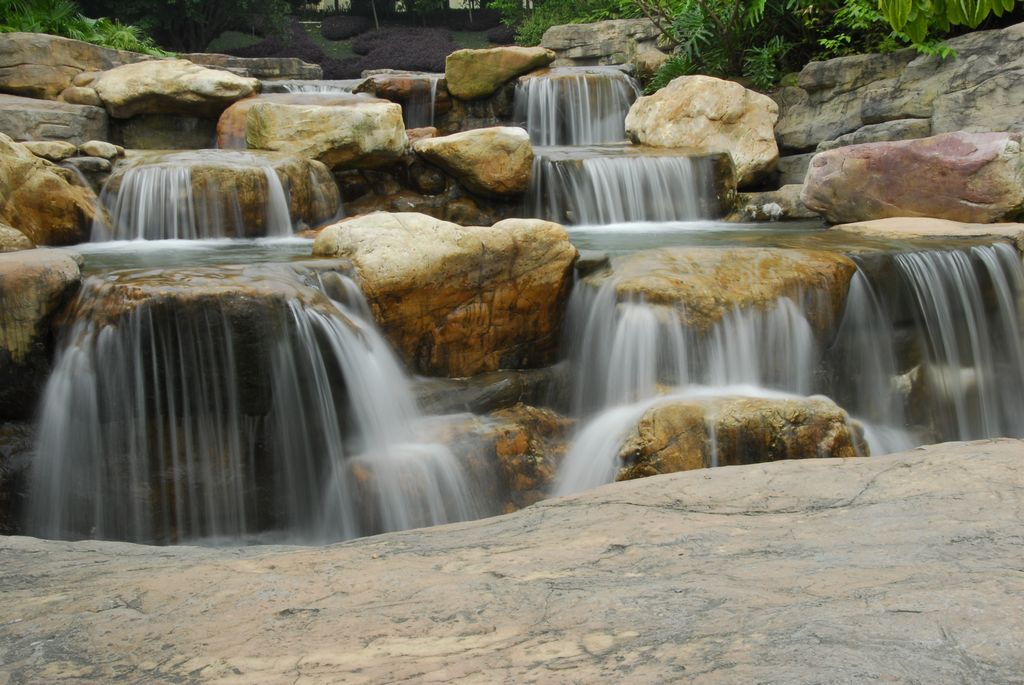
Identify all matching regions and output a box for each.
[893,243,1024,441]
[92,152,296,241]
[526,149,714,224]
[514,67,640,146]
[401,75,442,129]
[270,79,362,93]
[566,278,819,415]
[27,267,488,544]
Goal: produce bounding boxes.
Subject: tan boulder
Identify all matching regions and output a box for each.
[801,131,1024,224]
[0,133,97,245]
[78,140,120,159]
[313,212,578,376]
[413,127,533,196]
[0,223,32,252]
[241,98,407,169]
[0,249,81,419]
[587,247,856,336]
[445,46,555,100]
[92,59,259,118]
[21,140,77,162]
[831,217,1024,252]
[0,32,147,100]
[625,75,779,187]
[617,395,867,480]
[60,86,102,107]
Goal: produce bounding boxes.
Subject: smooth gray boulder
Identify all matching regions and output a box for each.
[540,18,662,67]
[0,439,1021,683]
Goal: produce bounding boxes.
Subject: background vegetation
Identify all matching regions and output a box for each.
[3,0,1022,91]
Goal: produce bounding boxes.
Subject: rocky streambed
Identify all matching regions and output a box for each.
[1,439,1022,683]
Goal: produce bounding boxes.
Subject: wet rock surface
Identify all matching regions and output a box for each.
[0,249,82,420]
[313,212,578,377]
[587,247,857,336]
[0,439,1021,683]
[617,395,867,480]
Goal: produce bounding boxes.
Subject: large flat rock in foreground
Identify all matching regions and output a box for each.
[1,439,1022,683]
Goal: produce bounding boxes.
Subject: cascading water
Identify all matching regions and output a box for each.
[856,243,1024,442]
[400,75,442,129]
[27,265,489,544]
[92,151,296,241]
[556,240,1024,495]
[526,148,716,224]
[267,79,362,93]
[514,67,640,145]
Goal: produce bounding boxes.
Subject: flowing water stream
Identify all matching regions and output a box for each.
[14,68,1024,546]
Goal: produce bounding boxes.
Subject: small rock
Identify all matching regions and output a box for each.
[60,86,102,107]
[445,47,556,100]
[78,140,119,159]
[0,222,32,252]
[413,127,533,197]
[21,140,77,162]
[62,156,111,174]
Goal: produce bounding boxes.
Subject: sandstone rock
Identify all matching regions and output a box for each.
[354,74,453,122]
[78,140,119,159]
[625,75,779,187]
[802,131,1024,224]
[0,133,97,245]
[0,32,147,100]
[413,127,533,196]
[731,184,818,222]
[407,126,438,144]
[540,19,661,67]
[0,94,107,145]
[631,48,670,79]
[0,440,1021,683]
[61,156,111,176]
[181,53,322,80]
[831,217,1024,252]
[0,249,81,419]
[777,152,815,185]
[92,59,259,118]
[21,140,77,162]
[242,98,407,169]
[313,212,577,376]
[216,93,371,149]
[0,223,32,252]
[617,395,866,480]
[414,362,570,415]
[816,118,931,151]
[71,71,100,87]
[587,247,856,336]
[59,85,102,107]
[446,46,555,100]
[775,24,1024,153]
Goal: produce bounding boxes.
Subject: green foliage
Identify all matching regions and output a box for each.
[643,0,807,91]
[491,0,640,46]
[877,0,1017,42]
[0,0,167,54]
[78,0,292,52]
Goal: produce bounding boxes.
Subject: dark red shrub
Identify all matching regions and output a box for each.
[486,25,515,45]
[321,15,371,41]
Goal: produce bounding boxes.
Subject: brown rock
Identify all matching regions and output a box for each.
[313,212,578,376]
[0,32,147,100]
[240,97,407,169]
[0,133,97,245]
[0,249,81,419]
[92,59,259,118]
[20,140,77,162]
[617,395,867,480]
[413,126,533,196]
[587,247,857,336]
[77,140,119,159]
[0,223,32,252]
[625,75,779,187]
[802,131,1024,224]
[59,85,102,107]
[446,46,556,100]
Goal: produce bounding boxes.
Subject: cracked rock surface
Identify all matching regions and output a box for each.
[1,439,1022,683]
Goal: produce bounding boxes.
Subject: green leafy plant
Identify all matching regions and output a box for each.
[877,0,1017,42]
[0,0,168,55]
